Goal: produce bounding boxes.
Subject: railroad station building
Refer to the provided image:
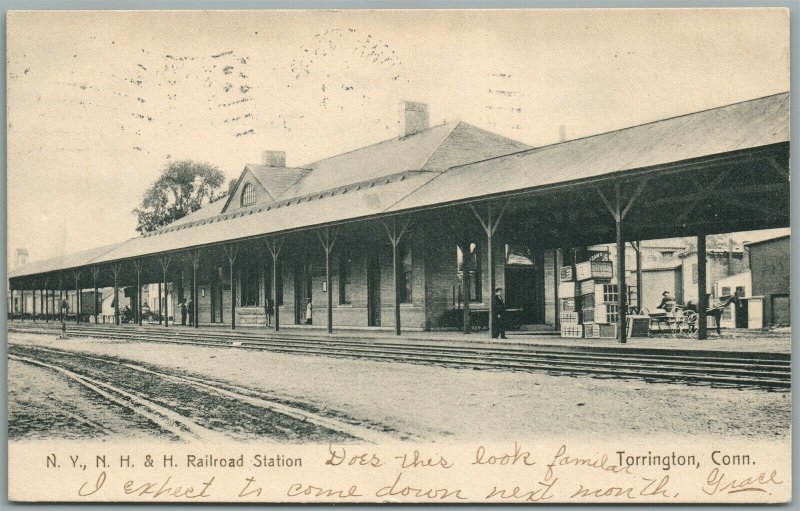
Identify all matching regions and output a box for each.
[8,94,791,342]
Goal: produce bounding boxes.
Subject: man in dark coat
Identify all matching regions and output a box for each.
[179,299,187,326]
[492,287,507,339]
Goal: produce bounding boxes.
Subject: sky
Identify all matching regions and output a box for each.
[6,8,790,266]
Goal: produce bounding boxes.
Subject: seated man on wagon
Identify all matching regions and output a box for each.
[656,290,677,313]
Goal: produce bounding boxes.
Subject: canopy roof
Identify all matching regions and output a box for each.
[9,92,790,280]
[385,92,789,213]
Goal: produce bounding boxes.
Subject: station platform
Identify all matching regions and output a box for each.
[8,319,791,355]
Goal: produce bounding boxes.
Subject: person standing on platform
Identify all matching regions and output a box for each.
[306,298,313,325]
[492,287,507,339]
[179,299,187,326]
[187,297,194,326]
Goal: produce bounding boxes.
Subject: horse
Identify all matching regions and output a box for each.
[686,294,741,335]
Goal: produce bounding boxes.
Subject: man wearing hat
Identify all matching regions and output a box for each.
[657,290,676,313]
[492,287,507,339]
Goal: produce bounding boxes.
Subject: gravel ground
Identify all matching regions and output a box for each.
[7,359,170,440]
[8,333,791,442]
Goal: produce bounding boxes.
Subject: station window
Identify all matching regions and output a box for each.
[241,183,256,207]
[338,252,352,304]
[456,242,482,302]
[399,243,413,303]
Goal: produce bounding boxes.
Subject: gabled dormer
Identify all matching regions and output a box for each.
[221,150,311,213]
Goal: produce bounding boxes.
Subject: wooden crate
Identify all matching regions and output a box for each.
[560,297,576,312]
[585,323,617,339]
[560,265,574,282]
[558,281,576,298]
[578,281,617,303]
[581,304,620,324]
[561,311,580,325]
[560,324,584,338]
[575,260,614,281]
[627,316,650,338]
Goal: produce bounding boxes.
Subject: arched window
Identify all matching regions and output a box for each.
[241,183,255,207]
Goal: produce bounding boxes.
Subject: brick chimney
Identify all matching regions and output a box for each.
[262,150,286,167]
[398,101,429,138]
[13,248,29,269]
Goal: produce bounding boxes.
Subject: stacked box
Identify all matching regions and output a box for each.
[579,281,624,305]
[562,261,620,339]
[575,261,616,339]
[584,323,617,339]
[574,260,613,281]
[580,292,595,310]
[558,281,576,297]
[627,316,650,338]
[561,311,580,325]
[560,266,581,337]
[560,324,584,338]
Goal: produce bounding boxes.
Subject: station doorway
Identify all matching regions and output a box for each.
[504,247,545,326]
[294,259,313,325]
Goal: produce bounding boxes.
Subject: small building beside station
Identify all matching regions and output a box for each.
[747,233,791,327]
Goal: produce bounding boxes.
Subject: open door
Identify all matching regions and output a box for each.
[294,260,312,324]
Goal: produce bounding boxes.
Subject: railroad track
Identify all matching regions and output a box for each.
[9,323,791,390]
[9,344,396,443]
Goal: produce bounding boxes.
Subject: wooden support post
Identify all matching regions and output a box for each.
[470,202,509,338]
[58,275,63,323]
[382,218,411,336]
[158,282,163,325]
[32,282,37,322]
[698,235,708,340]
[159,256,171,327]
[262,260,269,327]
[596,179,648,343]
[458,241,472,334]
[73,270,82,324]
[265,238,283,332]
[614,182,627,344]
[444,219,475,335]
[111,265,120,325]
[133,260,143,326]
[189,250,201,328]
[554,249,560,330]
[317,227,338,333]
[223,245,238,330]
[90,267,99,324]
[21,288,25,322]
[631,241,643,312]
